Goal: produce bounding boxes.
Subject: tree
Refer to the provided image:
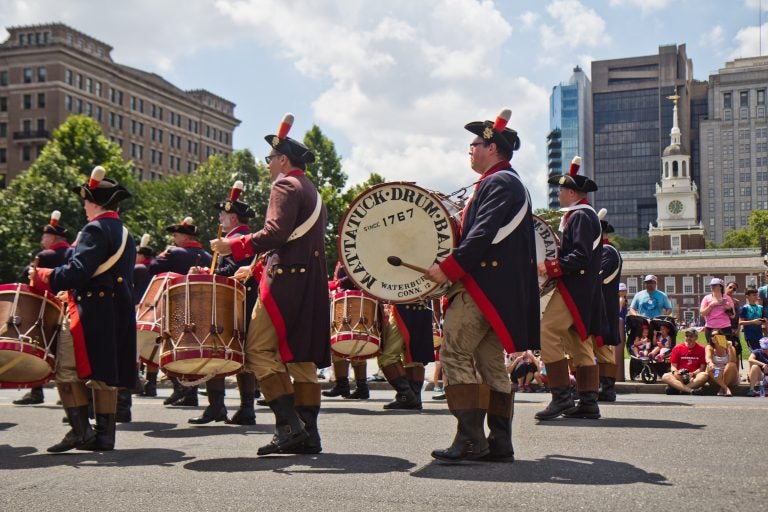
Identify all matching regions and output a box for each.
[0,115,135,282]
[721,210,768,248]
[534,207,564,234]
[610,233,649,251]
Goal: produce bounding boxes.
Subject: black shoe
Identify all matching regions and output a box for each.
[116,389,132,423]
[141,373,158,397]
[665,386,680,395]
[280,405,321,454]
[257,394,308,456]
[115,409,132,423]
[82,413,116,451]
[189,407,228,424]
[322,378,351,398]
[226,407,256,425]
[344,381,370,400]
[383,377,421,410]
[597,376,617,402]
[47,406,96,453]
[170,394,199,407]
[534,387,575,421]
[256,399,268,407]
[432,393,446,400]
[431,409,489,462]
[562,392,601,419]
[13,387,44,405]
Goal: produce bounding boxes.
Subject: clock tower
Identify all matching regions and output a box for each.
[648,94,705,252]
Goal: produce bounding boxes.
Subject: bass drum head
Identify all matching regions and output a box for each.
[337,182,459,303]
[533,215,559,296]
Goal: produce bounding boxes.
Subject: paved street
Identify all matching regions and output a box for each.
[1,387,766,511]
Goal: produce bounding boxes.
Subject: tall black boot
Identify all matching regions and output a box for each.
[597,376,617,402]
[141,370,158,397]
[13,386,44,405]
[431,384,490,462]
[171,384,199,406]
[382,363,421,410]
[321,376,351,397]
[346,379,370,399]
[256,373,308,456]
[563,366,601,419]
[482,390,515,463]
[189,378,227,424]
[228,373,256,425]
[534,359,575,420]
[164,376,184,405]
[86,413,116,451]
[47,405,96,453]
[405,366,425,409]
[116,389,132,423]
[286,406,321,454]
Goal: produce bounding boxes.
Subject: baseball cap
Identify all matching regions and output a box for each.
[759,337,768,350]
[684,327,699,337]
[643,275,657,282]
[709,278,724,287]
[618,283,627,291]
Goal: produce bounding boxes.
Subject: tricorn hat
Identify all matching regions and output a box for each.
[166,216,198,236]
[41,210,69,238]
[137,233,154,257]
[264,113,315,164]
[464,108,521,154]
[71,166,132,206]
[547,156,598,193]
[597,208,614,234]
[214,180,255,218]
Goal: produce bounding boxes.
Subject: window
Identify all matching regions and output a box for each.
[65,69,72,86]
[740,91,749,108]
[22,94,31,109]
[130,96,136,110]
[64,95,72,111]
[0,70,8,86]
[37,67,46,82]
[665,277,676,295]
[22,120,31,133]
[95,106,102,122]
[37,119,45,132]
[94,81,101,97]
[627,278,638,295]
[23,68,33,83]
[22,145,31,161]
[702,276,714,291]
[0,122,6,137]
[746,275,758,288]
[724,92,732,109]
[740,186,752,196]
[37,93,45,108]
[75,74,82,89]
[758,89,766,106]
[75,98,82,114]
[671,235,681,250]
[683,276,693,294]
[0,148,6,164]
[0,97,6,112]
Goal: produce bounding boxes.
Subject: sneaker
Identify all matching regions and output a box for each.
[746,388,757,397]
[433,385,444,393]
[690,388,703,396]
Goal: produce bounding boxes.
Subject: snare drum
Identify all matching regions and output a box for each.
[159,274,245,380]
[533,214,559,296]
[135,272,179,366]
[0,283,63,388]
[337,182,461,303]
[330,290,381,360]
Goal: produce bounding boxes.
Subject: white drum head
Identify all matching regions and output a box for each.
[533,214,559,295]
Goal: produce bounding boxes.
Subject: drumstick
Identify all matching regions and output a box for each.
[387,256,428,274]
[29,256,40,286]
[209,224,223,275]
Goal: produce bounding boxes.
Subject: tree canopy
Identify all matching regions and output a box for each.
[721,210,768,249]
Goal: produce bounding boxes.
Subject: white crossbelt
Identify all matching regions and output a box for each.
[287,191,322,242]
[491,170,530,245]
[602,244,621,284]
[559,203,602,250]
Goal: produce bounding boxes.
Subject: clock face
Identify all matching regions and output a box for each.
[668,200,684,214]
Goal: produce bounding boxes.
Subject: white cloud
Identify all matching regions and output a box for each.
[608,0,672,14]
[541,0,610,52]
[700,25,725,48]
[729,22,768,60]
[744,0,768,11]
[519,11,539,29]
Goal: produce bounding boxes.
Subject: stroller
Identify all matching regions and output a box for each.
[626,315,677,383]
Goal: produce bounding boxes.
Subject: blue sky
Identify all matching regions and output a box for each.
[3,0,768,207]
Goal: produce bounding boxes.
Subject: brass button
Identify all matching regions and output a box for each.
[98,291,105,298]
[247,287,252,291]
[491,261,498,267]
[87,292,92,297]
[77,295,82,301]
[117,277,123,283]
[300,268,306,273]
[277,268,284,275]
[580,270,585,275]
[290,268,296,273]
[480,261,487,268]
[314,250,319,256]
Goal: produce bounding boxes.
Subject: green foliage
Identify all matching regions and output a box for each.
[0,115,135,282]
[721,209,768,248]
[610,233,649,251]
[533,207,563,233]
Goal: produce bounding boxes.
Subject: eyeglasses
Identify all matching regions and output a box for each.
[265,154,281,164]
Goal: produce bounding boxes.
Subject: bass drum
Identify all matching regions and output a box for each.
[337,182,461,303]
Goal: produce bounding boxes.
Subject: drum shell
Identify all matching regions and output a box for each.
[431,298,444,349]
[135,272,179,365]
[0,284,62,388]
[330,290,381,360]
[159,274,245,379]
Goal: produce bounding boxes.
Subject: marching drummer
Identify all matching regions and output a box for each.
[147,216,213,407]
[188,180,260,426]
[14,210,73,406]
[29,166,136,452]
[213,113,330,455]
[595,209,623,403]
[425,108,540,462]
[133,234,157,397]
[535,156,606,421]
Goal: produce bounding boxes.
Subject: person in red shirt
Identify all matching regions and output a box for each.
[660,327,708,394]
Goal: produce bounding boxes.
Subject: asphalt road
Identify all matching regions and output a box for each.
[1,388,766,511]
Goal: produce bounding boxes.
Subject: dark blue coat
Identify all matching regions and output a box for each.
[132,263,151,305]
[440,162,540,352]
[148,242,212,276]
[20,243,72,281]
[45,213,137,387]
[600,241,623,346]
[215,224,258,328]
[391,302,435,365]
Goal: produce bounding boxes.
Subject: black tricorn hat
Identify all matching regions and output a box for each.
[41,210,69,238]
[137,233,154,257]
[597,208,614,234]
[214,180,255,218]
[264,113,315,165]
[547,156,598,193]
[166,216,198,236]
[71,166,132,206]
[465,108,521,154]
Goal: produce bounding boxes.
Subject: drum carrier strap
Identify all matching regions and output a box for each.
[92,227,129,278]
[491,170,530,245]
[287,191,322,242]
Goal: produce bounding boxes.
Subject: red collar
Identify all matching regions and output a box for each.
[49,242,71,250]
[91,211,120,221]
[180,241,202,249]
[226,224,250,238]
[603,238,612,245]
[477,161,511,184]
[286,170,305,178]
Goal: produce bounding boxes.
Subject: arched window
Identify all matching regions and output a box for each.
[664,162,669,178]
[682,161,687,177]
[672,161,678,177]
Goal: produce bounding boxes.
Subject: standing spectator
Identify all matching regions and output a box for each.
[629,275,673,318]
[699,278,735,343]
[660,328,708,394]
[746,337,768,396]
[616,283,628,382]
[725,281,742,360]
[740,288,766,352]
[704,332,739,396]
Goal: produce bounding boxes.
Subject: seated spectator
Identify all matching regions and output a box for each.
[699,278,735,343]
[740,288,766,352]
[632,325,651,358]
[661,327,708,394]
[746,337,768,397]
[506,350,539,392]
[705,331,739,396]
[650,323,673,362]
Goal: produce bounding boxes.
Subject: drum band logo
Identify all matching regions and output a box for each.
[534,219,558,262]
[340,184,455,299]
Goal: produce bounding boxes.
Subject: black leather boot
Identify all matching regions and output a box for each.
[431,409,489,461]
[164,376,185,405]
[281,405,321,454]
[597,376,617,402]
[85,413,116,451]
[171,384,199,406]
[383,376,421,410]
[406,366,425,409]
[141,371,158,397]
[189,380,227,424]
[345,379,370,399]
[257,394,308,456]
[482,391,514,463]
[228,373,256,425]
[563,391,601,419]
[47,405,96,453]
[115,389,132,423]
[13,386,44,405]
[534,387,574,420]
[321,377,351,398]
